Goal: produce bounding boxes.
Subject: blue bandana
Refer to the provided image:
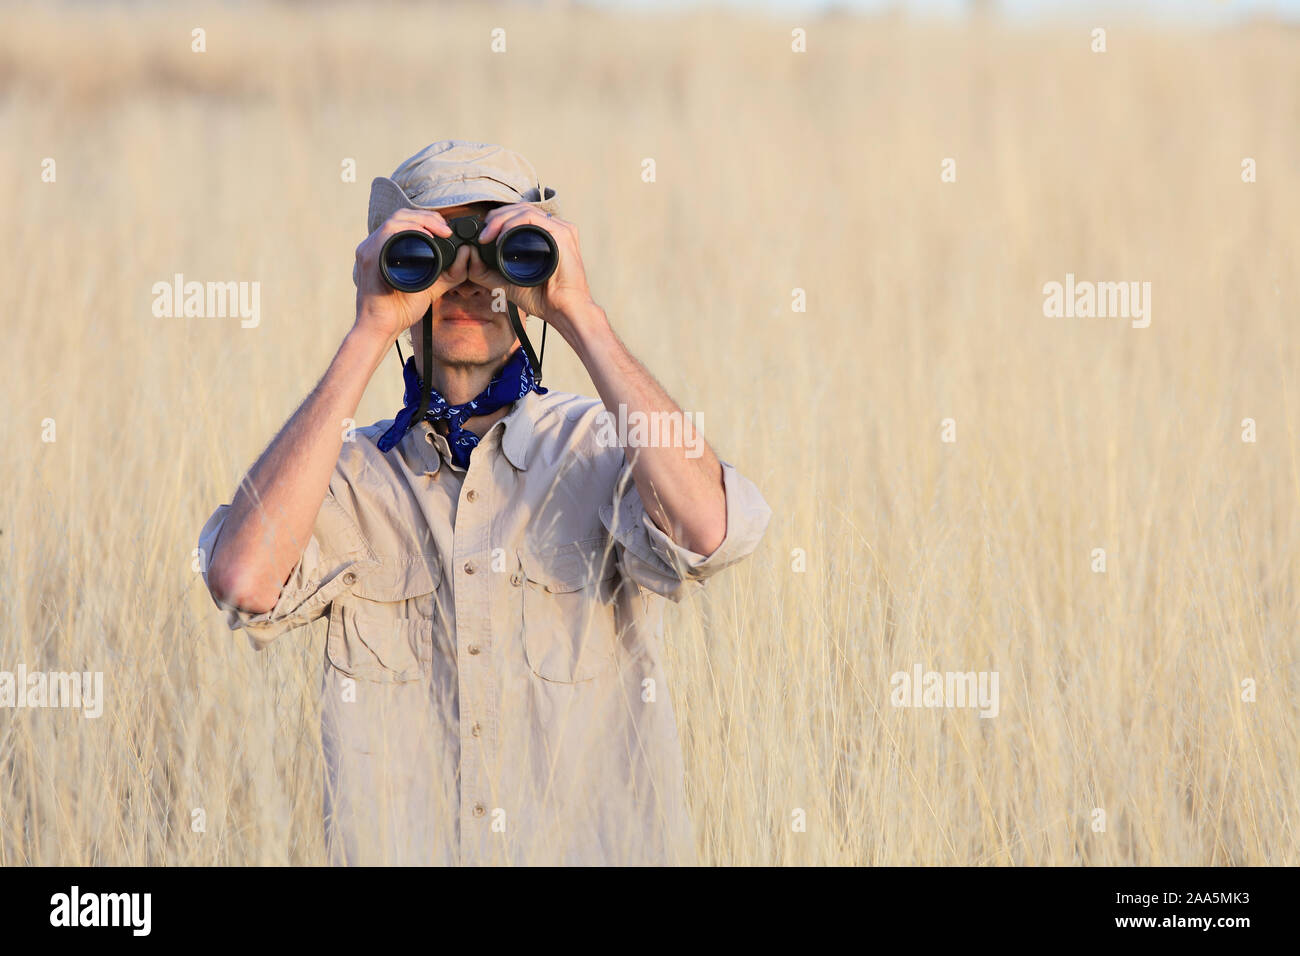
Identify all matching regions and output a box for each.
[376,348,547,467]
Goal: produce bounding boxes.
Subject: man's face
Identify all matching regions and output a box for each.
[415,200,518,370]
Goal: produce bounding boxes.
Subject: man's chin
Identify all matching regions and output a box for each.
[432,334,510,369]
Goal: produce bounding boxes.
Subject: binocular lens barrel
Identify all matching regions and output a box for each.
[382,233,443,291]
[379,218,558,293]
[497,228,556,285]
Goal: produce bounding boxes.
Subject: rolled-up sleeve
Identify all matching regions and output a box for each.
[198,490,378,650]
[598,458,771,601]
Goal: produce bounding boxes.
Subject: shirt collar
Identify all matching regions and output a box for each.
[498,389,539,471]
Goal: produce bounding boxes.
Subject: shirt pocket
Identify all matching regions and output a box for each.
[326,556,441,684]
[517,536,619,684]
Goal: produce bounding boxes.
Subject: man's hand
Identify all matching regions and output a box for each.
[469,205,602,343]
[353,209,474,344]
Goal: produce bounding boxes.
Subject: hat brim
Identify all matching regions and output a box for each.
[366,177,559,234]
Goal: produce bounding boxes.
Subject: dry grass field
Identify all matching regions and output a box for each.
[1,0,1297,865]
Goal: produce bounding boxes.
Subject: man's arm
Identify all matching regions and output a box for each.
[206,208,469,613]
[567,304,727,557]
[205,327,390,613]
[471,206,728,556]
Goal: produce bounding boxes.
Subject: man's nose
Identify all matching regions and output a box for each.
[445,280,484,298]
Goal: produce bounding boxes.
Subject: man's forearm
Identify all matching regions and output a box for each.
[566,303,727,556]
[207,326,392,612]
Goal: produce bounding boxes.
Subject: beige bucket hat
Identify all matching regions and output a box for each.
[366,139,560,234]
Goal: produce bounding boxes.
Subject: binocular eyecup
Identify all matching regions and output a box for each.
[379,215,559,292]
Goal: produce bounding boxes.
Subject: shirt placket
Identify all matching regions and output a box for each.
[451,434,498,865]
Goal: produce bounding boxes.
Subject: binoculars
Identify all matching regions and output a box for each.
[379,215,559,292]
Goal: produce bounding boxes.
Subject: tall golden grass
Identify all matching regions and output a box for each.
[1,0,1297,865]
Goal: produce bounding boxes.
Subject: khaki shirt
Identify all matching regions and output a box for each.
[199,388,771,865]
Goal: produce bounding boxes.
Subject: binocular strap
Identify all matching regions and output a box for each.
[413,304,434,425]
[506,301,545,383]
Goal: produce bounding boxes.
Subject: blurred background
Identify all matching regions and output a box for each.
[1,0,1297,864]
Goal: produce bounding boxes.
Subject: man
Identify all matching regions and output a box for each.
[198,139,771,865]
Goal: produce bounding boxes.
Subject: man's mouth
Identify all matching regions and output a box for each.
[441,310,491,324]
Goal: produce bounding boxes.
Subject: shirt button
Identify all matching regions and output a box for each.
[466,489,479,502]
[342,572,356,586]
[467,644,481,655]
[471,722,481,737]
[509,571,525,587]
[473,804,486,818]
[464,561,476,575]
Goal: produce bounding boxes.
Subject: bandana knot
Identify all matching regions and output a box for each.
[376,348,546,467]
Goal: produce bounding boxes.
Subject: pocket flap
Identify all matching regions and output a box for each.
[518,537,617,594]
[350,554,441,601]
